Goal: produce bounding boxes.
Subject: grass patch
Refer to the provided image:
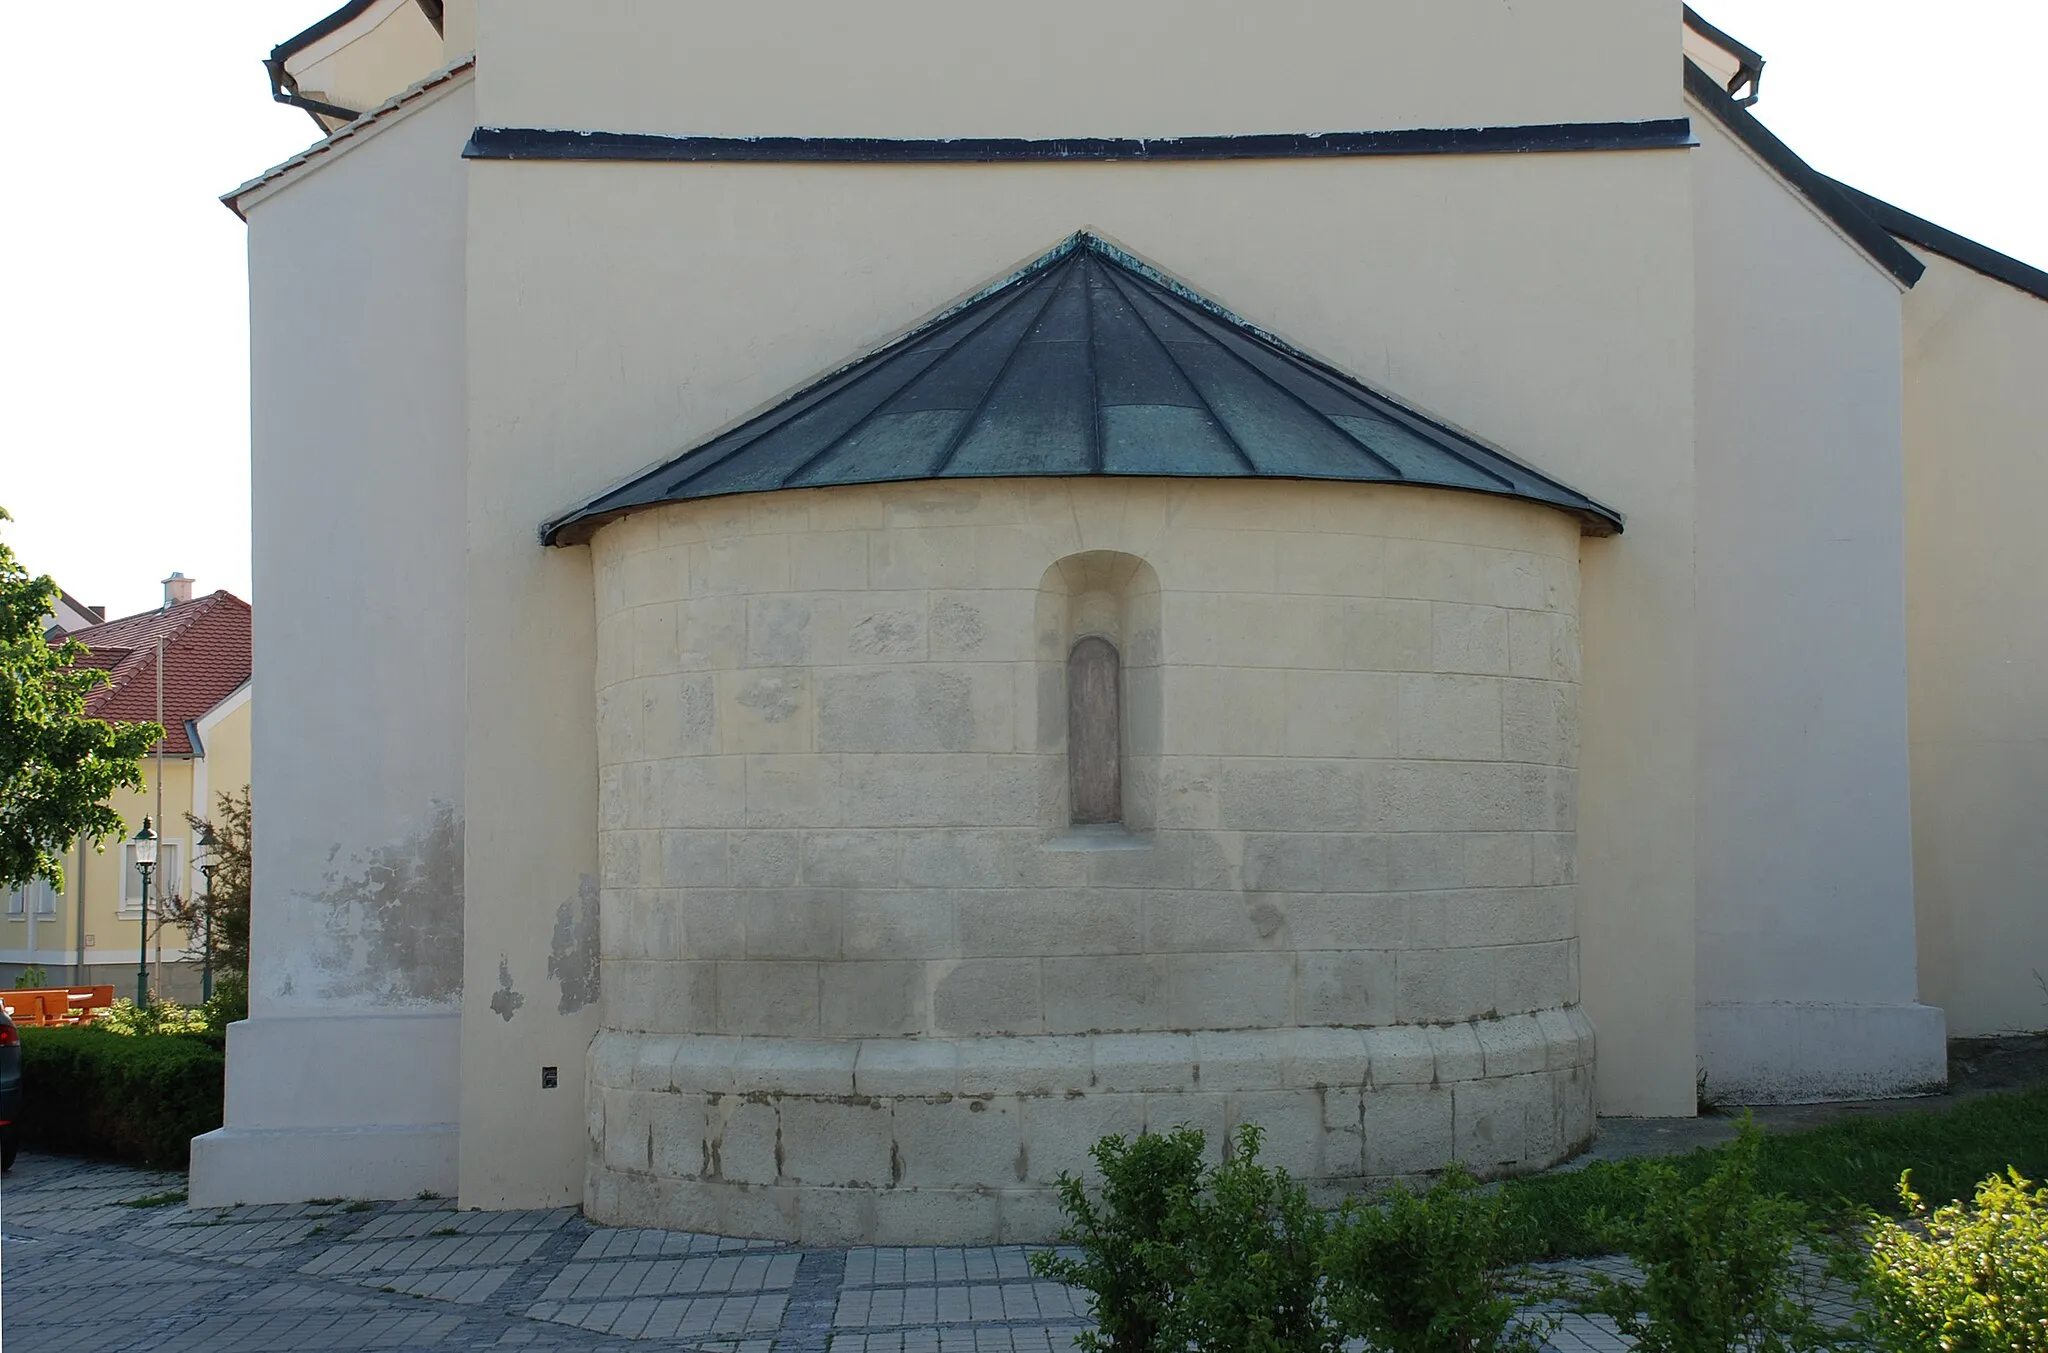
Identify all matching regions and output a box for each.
[1498,1083,2048,1260]
[343,1200,377,1213]
[120,1189,188,1208]
[430,1226,462,1237]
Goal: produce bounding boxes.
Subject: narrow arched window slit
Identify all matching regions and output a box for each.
[1067,635,1122,825]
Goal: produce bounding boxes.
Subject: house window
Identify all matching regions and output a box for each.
[120,841,181,918]
[1068,636,1122,824]
[6,878,55,920]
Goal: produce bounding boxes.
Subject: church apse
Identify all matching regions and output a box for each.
[581,474,1595,1243]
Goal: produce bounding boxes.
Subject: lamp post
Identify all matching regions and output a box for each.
[196,822,218,1003]
[132,818,156,1005]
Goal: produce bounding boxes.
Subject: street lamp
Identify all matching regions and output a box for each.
[196,821,218,1003]
[132,818,156,1005]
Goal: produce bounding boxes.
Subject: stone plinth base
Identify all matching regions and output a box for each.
[1697,1001,1948,1104]
[191,1124,458,1206]
[584,1011,1597,1243]
[187,1011,460,1205]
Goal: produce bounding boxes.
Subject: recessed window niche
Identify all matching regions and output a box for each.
[1035,551,1161,832]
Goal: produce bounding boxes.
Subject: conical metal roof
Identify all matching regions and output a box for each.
[543,233,1622,544]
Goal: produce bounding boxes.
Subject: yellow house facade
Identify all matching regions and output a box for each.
[194,1,2046,1237]
[5,578,253,1001]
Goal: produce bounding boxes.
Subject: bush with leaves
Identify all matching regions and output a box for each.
[1583,1114,1831,1353]
[1323,1164,1554,1353]
[18,1025,224,1167]
[1852,1168,2048,1352]
[1163,1126,1336,1353]
[1031,1127,1208,1353]
[200,970,249,1031]
[1033,1126,1336,1353]
[96,996,209,1037]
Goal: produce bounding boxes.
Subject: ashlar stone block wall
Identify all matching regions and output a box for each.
[585,476,1594,1242]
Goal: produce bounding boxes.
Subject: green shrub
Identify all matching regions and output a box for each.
[96,996,209,1037]
[1164,1126,1335,1353]
[1854,1169,2048,1353]
[19,1025,225,1167]
[1323,1164,1552,1353]
[1032,1127,1208,1353]
[200,972,249,1032]
[1583,1115,1830,1353]
[1033,1127,1336,1353]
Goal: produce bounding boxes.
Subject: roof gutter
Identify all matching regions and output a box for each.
[1682,5,1765,105]
[265,57,362,130]
[265,0,445,131]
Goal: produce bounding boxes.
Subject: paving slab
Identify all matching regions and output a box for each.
[2,1147,1861,1352]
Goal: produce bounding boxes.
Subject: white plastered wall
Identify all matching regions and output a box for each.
[1903,249,2048,1038]
[1689,112,1945,1101]
[190,77,473,1205]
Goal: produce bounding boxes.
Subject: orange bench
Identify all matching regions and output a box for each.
[1,986,116,1027]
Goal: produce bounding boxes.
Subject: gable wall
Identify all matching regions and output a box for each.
[459,0,1700,1206]
[474,0,1683,138]
[1689,111,1944,1100]
[1902,250,2048,1037]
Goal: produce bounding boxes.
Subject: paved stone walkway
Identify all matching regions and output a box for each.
[1,1152,1853,1352]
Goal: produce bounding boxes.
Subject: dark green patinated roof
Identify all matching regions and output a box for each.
[543,233,1622,544]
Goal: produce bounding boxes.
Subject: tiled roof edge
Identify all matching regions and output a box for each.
[223,58,476,220]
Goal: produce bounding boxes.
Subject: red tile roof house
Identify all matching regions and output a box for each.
[4,576,253,999]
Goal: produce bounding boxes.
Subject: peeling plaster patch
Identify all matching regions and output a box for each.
[548,874,601,1014]
[490,955,525,1021]
[307,803,464,1005]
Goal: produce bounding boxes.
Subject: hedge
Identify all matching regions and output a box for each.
[18,1025,225,1168]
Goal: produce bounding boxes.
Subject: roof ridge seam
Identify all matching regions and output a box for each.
[1093,264,1261,475]
[927,254,1079,477]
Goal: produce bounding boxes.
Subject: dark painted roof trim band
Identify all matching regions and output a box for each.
[465,118,1695,165]
[1683,61,1922,288]
[1826,180,2048,304]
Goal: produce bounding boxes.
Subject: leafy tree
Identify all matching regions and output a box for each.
[179,785,252,980]
[0,507,163,892]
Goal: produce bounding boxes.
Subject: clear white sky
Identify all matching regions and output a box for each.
[1,2,2041,622]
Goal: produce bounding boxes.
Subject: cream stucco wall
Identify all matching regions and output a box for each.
[1903,248,2048,1038]
[582,478,1595,1241]
[1688,114,1945,1100]
[475,0,1682,137]
[190,77,473,1206]
[459,111,1702,1213]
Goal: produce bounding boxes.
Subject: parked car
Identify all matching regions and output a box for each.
[0,1004,20,1169]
